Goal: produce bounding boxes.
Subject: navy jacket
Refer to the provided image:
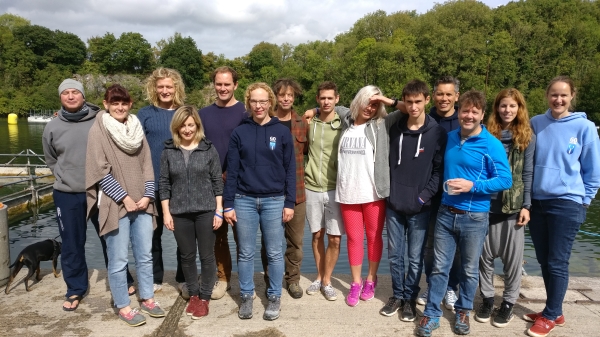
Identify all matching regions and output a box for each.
[223,117,296,209]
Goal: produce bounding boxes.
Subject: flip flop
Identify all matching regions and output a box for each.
[63,295,82,311]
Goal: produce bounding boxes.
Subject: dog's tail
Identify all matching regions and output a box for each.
[8,255,24,269]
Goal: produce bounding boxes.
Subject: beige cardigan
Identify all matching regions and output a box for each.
[85,110,156,236]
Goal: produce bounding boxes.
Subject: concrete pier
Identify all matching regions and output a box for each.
[1,270,599,336]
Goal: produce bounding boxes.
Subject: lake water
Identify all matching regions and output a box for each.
[2,118,600,277]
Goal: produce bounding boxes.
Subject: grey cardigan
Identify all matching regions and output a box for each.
[339,108,403,199]
[159,138,223,214]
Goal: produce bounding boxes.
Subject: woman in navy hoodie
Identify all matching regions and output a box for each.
[525,76,600,337]
[223,82,295,321]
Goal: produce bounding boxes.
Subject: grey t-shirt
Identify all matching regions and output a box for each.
[181,147,197,166]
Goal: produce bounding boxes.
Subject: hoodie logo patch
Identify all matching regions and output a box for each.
[419,147,425,153]
[270,136,276,150]
[567,137,578,154]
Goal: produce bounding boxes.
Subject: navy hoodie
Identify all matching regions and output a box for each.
[388,114,447,215]
[429,105,459,133]
[223,117,296,209]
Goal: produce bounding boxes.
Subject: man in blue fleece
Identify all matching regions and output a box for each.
[417,90,512,337]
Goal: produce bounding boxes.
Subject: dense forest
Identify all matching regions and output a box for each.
[1,0,600,123]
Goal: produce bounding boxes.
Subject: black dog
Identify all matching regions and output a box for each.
[5,239,62,294]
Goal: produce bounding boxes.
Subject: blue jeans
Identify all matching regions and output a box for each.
[387,208,430,300]
[105,212,154,308]
[423,206,489,318]
[528,199,586,320]
[234,194,285,297]
[423,196,460,292]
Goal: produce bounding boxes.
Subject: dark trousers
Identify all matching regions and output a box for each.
[261,202,306,284]
[172,212,217,300]
[91,213,134,286]
[53,190,90,298]
[529,198,586,320]
[152,192,184,284]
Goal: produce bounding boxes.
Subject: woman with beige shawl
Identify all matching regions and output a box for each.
[86,84,164,327]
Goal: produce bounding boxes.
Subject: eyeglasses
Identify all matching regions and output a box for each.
[249,100,270,107]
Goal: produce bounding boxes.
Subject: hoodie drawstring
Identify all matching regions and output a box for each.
[369,122,377,163]
[398,133,423,165]
[414,134,422,158]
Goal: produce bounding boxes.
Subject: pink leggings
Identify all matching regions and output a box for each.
[340,200,386,266]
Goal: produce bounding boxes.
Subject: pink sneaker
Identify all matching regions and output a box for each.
[360,276,377,301]
[346,282,362,307]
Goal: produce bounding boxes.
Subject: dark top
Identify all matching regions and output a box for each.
[137,105,177,188]
[223,117,296,209]
[280,119,292,130]
[159,138,223,214]
[198,102,248,172]
[429,106,460,134]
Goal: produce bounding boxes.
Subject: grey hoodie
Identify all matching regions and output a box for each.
[42,103,100,193]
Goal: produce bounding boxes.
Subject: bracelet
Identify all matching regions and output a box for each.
[224,208,234,213]
[217,209,224,213]
[391,98,399,108]
[215,213,223,219]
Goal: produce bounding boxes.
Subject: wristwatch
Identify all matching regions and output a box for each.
[391,98,399,108]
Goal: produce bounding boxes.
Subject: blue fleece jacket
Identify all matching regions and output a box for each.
[441,125,512,212]
[223,117,296,209]
[531,110,600,205]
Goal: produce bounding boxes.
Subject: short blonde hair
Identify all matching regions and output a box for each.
[144,67,186,108]
[350,85,387,121]
[244,82,276,118]
[170,105,204,148]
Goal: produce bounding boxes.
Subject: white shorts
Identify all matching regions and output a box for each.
[306,189,345,236]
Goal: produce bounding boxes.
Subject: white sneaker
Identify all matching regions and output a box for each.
[417,286,428,305]
[306,280,322,295]
[444,289,458,310]
[153,283,162,293]
[211,280,230,300]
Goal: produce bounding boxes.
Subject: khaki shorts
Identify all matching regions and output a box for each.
[306,189,345,236]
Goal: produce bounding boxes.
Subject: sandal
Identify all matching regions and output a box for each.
[63,295,82,311]
[128,286,137,296]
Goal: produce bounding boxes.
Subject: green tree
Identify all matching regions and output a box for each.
[113,32,153,73]
[88,33,117,73]
[246,42,282,81]
[159,33,204,90]
[0,13,30,31]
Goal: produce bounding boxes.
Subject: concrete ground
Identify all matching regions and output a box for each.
[1,269,599,336]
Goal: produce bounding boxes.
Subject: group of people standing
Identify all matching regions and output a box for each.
[41,66,599,337]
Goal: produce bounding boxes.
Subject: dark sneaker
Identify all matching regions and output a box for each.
[179,282,190,300]
[119,308,146,327]
[379,297,403,317]
[287,283,303,299]
[263,295,281,321]
[454,310,471,335]
[416,316,440,337]
[475,300,494,323]
[523,312,565,327]
[401,299,417,322]
[192,299,209,320]
[238,293,254,319]
[493,302,514,328]
[140,300,165,318]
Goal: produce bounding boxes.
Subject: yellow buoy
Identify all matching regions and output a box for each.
[7,113,18,125]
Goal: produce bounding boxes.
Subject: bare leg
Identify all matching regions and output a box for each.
[312,229,326,281]
[322,234,341,285]
[366,260,380,282]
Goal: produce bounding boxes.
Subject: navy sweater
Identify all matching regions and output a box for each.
[223,117,296,209]
[429,106,460,134]
[198,102,248,172]
[137,105,176,188]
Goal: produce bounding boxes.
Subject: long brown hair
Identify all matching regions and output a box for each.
[487,88,532,152]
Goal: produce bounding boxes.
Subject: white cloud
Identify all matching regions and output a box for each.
[1,0,511,58]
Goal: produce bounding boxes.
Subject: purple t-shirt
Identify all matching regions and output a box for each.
[198,102,248,172]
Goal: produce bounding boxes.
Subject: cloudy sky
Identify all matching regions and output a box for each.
[2,0,510,58]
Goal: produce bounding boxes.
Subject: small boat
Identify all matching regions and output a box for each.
[27,110,56,123]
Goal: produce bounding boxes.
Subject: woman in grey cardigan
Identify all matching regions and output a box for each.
[159,105,223,320]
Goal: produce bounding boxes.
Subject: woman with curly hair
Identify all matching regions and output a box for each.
[475,88,535,328]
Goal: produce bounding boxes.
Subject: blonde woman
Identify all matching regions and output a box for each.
[159,106,223,319]
[223,83,295,321]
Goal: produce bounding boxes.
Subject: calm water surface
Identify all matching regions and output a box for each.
[2,117,600,277]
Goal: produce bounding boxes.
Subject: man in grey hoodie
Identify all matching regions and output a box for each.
[42,79,100,311]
